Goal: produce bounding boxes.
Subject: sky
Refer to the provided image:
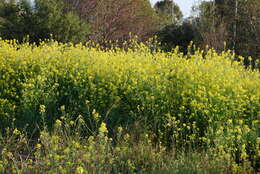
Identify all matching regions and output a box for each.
[150,0,199,17]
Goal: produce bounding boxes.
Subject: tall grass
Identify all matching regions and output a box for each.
[0,116,257,174]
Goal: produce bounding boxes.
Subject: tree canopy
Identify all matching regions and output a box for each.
[63,0,160,45]
[154,0,183,27]
[0,0,90,43]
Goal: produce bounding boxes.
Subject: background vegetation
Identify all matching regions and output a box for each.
[192,0,260,68]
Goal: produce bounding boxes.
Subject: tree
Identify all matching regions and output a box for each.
[156,22,199,53]
[154,0,183,27]
[0,0,33,41]
[229,0,260,64]
[0,0,90,44]
[154,0,196,53]
[63,0,160,45]
[192,0,260,69]
[34,0,90,43]
[191,1,228,52]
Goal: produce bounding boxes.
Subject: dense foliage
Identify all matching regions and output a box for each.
[154,0,183,26]
[156,22,200,53]
[193,0,260,69]
[0,40,259,172]
[0,0,89,43]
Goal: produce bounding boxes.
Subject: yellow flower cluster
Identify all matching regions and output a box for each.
[0,39,259,168]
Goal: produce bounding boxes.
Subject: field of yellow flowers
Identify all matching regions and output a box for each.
[0,39,259,173]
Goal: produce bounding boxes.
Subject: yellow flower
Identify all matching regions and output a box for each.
[60,105,65,111]
[256,137,260,143]
[88,136,94,142]
[118,126,123,133]
[236,126,242,134]
[78,115,85,124]
[99,122,108,134]
[115,147,121,152]
[70,121,75,126]
[227,119,232,124]
[55,119,62,126]
[13,129,20,135]
[92,109,101,121]
[36,144,42,149]
[75,166,84,174]
[63,148,70,154]
[39,105,46,113]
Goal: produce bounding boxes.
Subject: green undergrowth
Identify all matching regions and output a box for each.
[0,117,258,174]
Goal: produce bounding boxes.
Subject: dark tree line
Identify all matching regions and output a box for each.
[0,0,159,45]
